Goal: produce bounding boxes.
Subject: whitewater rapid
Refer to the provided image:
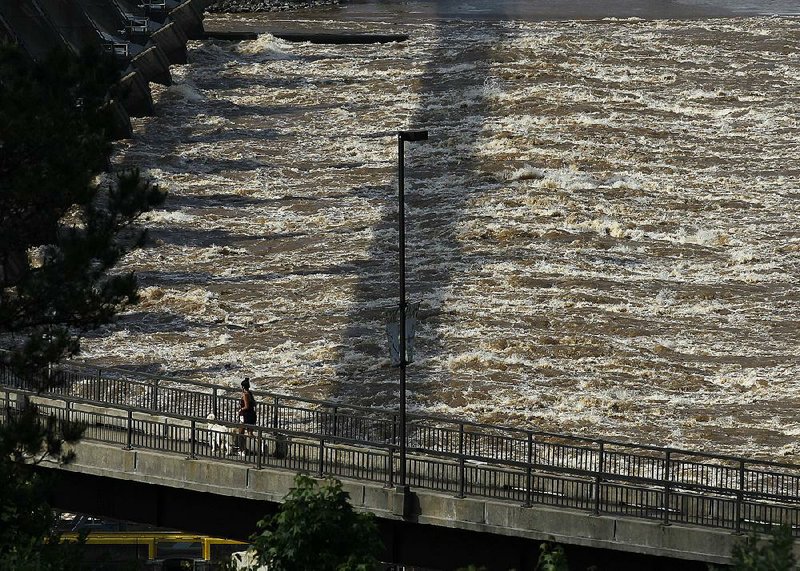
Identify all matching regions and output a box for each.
[84,12,800,460]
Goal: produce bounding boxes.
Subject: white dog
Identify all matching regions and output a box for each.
[206,414,236,455]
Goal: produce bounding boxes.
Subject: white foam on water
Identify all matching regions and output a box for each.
[74,13,800,459]
[676,228,729,247]
[141,210,197,224]
[506,164,544,181]
[163,81,207,103]
[235,33,296,59]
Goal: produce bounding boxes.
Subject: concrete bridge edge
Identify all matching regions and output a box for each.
[39,439,787,566]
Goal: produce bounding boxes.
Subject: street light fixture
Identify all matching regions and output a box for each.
[396,129,428,489]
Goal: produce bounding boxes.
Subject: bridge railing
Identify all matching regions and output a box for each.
[7,362,800,496]
[2,362,800,535]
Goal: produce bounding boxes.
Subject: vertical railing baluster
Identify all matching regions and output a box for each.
[664,449,671,526]
[212,388,218,419]
[525,431,533,508]
[736,459,745,534]
[256,428,263,470]
[272,396,279,429]
[388,446,395,488]
[151,380,159,411]
[457,423,465,499]
[318,437,325,477]
[189,419,196,459]
[125,409,133,450]
[595,441,605,515]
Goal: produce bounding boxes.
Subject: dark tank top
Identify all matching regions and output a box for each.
[241,390,256,424]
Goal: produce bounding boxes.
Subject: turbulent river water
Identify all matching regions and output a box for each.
[83,5,800,460]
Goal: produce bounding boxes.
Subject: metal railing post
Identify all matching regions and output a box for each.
[595,441,605,515]
[387,446,395,488]
[125,409,133,450]
[525,431,533,508]
[457,423,465,498]
[151,380,159,411]
[212,388,218,419]
[272,396,279,429]
[318,437,325,477]
[256,428,263,470]
[736,459,745,533]
[189,419,196,459]
[332,406,338,437]
[663,449,671,526]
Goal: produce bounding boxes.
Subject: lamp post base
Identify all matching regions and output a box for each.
[392,485,416,520]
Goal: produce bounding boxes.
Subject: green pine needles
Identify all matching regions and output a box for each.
[0,44,165,381]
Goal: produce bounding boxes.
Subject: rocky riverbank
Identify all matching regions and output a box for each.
[207,0,342,12]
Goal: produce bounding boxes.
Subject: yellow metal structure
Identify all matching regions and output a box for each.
[59,532,246,561]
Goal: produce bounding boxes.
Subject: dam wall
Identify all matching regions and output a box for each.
[0,0,211,137]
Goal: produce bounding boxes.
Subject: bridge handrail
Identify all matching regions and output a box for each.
[0,359,783,461]
[4,385,800,535]
[71,364,800,466]
[0,356,752,457]
[4,385,800,506]
[0,386,789,501]
[2,360,800,502]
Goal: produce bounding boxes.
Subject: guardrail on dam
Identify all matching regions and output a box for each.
[2,361,800,564]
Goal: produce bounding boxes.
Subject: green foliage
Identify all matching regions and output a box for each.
[0,42,161,569]
[729,525,797,571]
[0,44,165,377]
[537,542,568,571]
[250,474,384,571]
[0,398,86,569]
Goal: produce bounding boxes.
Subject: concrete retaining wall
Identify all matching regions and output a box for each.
[131,44,173,85]
[151,20,189,64]
[169,0,205,39]
[118,69,155,117]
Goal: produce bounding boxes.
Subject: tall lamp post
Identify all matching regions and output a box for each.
[397,129,428,488]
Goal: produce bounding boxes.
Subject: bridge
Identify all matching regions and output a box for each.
[3,362,800,568]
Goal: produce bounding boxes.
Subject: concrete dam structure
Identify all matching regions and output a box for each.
[0,0,213,137]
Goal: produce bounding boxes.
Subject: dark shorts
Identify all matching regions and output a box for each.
[242,411,256,425]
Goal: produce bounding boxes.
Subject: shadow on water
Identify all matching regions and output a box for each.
[141,224,305,249]
[326,4,516,408]
[192,73,359,93]
[166,192,313,208]
[81,311,211,337]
